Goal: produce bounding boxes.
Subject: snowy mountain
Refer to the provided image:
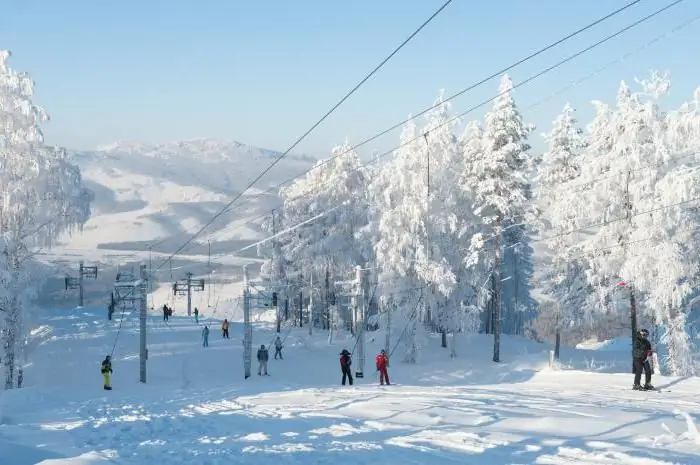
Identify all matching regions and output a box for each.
[33,139,316,309]
[56,138,315,255]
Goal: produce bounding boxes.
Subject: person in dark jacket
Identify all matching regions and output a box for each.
[162,304,169,321]
[340,349,353,386]
[633,328,654,390]
[257,344,269,375]
[101,355,113,390]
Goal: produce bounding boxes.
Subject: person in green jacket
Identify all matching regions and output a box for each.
[633,329,654,391]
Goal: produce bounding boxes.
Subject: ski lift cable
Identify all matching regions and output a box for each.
[168,2,695,262]
[89,0,649,266]
[106,0,684,356]
[151,1,453,272]
[212,0,647,213]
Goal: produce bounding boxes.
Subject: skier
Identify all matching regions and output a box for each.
[340,349,353,386]
[633,328,654,390]
[274,336,283,359]
[221,319,229,339]
[101,355,113,390]
[202,325,209,347]
[194,307,199,324]
[162,304,169,321]
[257,344,269,375]
[375,349,390,385]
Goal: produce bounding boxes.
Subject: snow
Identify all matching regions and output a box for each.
[2,308,699,464]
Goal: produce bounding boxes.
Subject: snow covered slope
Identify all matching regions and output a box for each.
[1,307,699,464]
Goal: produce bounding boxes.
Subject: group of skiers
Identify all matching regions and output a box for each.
[163,304,202,324]
[255,336,284,375]
[104,305,656,391]
[162,304,173,321]
[339,348,391,386]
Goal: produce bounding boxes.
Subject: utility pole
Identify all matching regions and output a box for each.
[113,266,147,382]
[309,271,313,336]
[385,296,391,354]
[139,264,148,383]
[65,261,98,307]
[172,272,205,316]
[243,265,252,379]
[624,170,637,373]
[272,209,284,333]
[148,245,153,311]
[354,265,365,379]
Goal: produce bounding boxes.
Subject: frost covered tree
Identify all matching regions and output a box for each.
[571,71,699,375]
[369,116,428,362]
[276,139,369,331]
[0,50,93,388]
[536,103,591,358]
[461,74,535,363]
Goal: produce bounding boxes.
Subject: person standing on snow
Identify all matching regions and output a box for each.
[257,344,269,375]
[194,307,199,324]
[375,349,390,385]
[633,328,654,390]
[202,325,209,347]
[340,349,353,386]
[274,336,283,359]
[101,355,113,390]
[221,319,229,339]
[162,304,169,321]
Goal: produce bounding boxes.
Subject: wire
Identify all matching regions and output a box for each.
[105,0,684,355]
[184,0,689,234]
[153,1,453,272]
[146,0,647,261]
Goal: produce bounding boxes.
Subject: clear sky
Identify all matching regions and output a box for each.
[1,0,699,157]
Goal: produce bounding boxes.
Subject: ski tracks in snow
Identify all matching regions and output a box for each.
[11,379,699,464]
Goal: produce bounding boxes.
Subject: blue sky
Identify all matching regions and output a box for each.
[1,0,699,157]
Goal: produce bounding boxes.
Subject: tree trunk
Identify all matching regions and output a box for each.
[554,331,561,360]
[493,217,502,363]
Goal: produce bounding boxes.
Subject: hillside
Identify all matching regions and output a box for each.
[1,307,699,464]
[33,139,316,311]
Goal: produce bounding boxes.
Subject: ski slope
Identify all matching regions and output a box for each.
[1,308,699,464]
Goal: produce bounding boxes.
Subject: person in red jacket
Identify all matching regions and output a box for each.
[375,349,390,385]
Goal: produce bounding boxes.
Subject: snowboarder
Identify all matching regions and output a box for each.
[274,336,283,359]
[101,355,113,390]
[375,349,390,385]
[194,307,199,324]
[633,328,654,390]
[257,344,269,375]
[202,325,209,347]
[162,304,169,321]
[340,349,353,386]
[221,319,229,339]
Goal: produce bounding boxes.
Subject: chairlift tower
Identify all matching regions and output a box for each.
[64,260,98,307]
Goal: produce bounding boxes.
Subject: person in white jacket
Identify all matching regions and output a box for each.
[274,336,283,360]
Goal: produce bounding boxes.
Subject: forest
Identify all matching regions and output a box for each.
[259,71,700,376]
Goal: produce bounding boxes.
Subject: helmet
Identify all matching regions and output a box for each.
[638,329,649,337]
